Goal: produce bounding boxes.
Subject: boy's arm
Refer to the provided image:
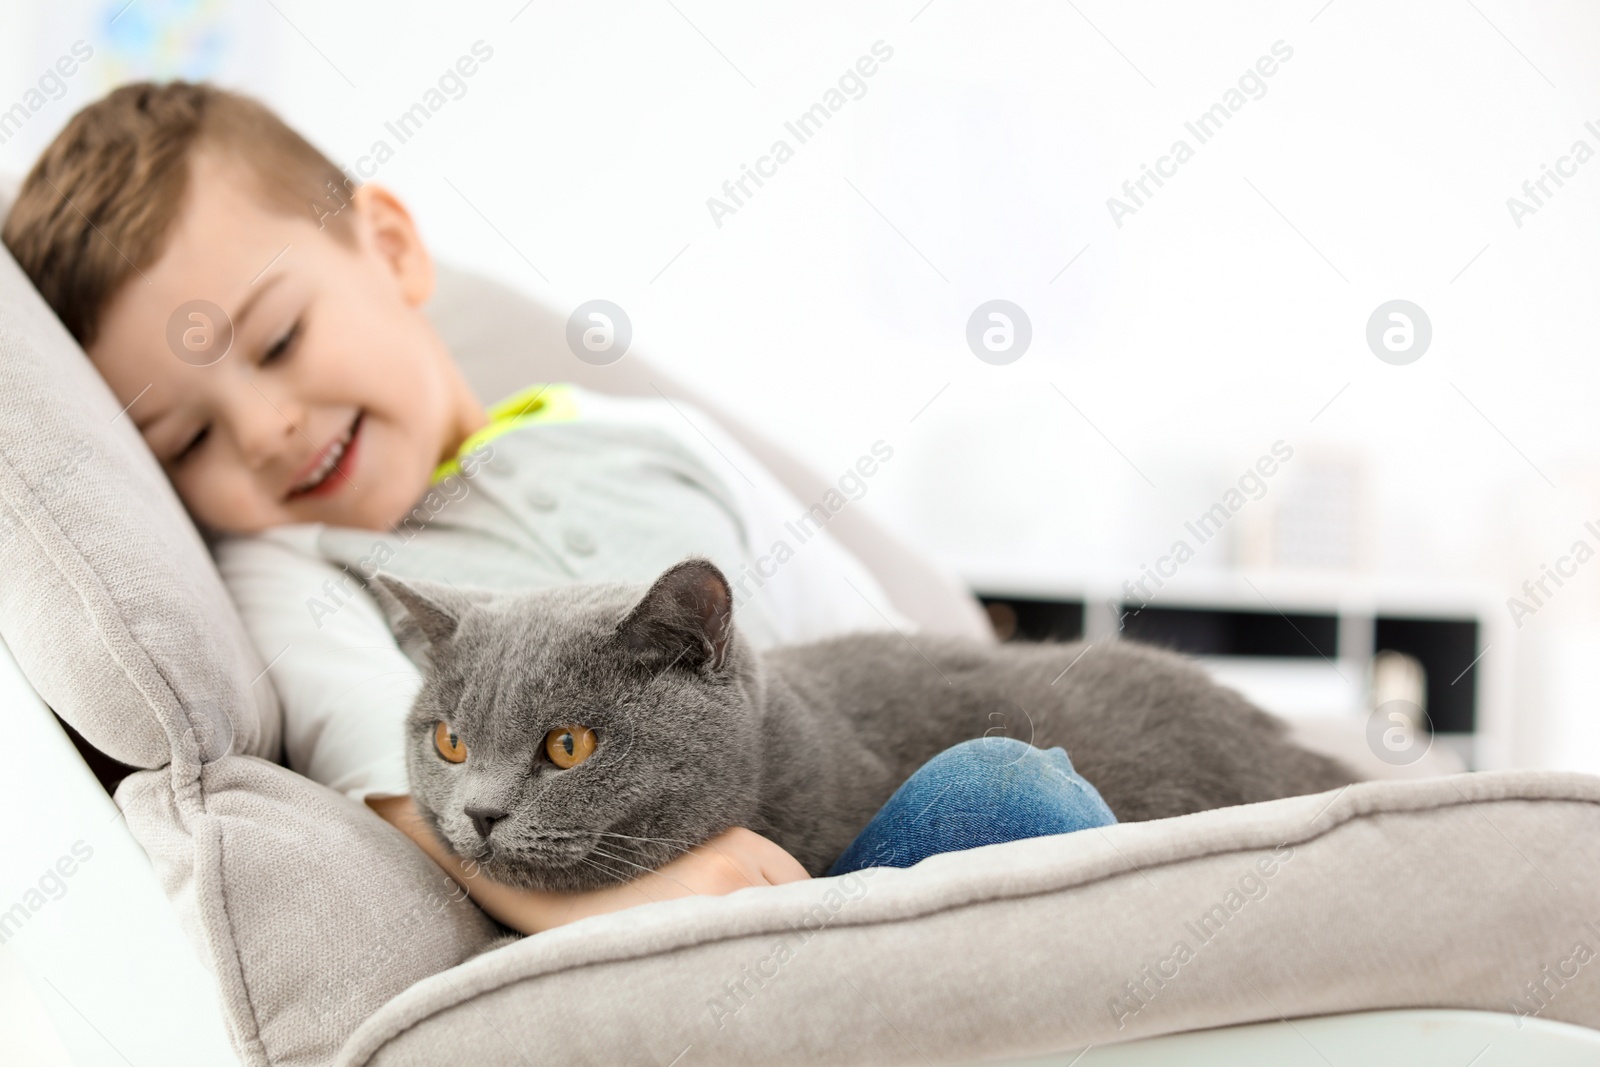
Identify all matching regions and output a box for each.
[213,529,421,800]
[367,795,809,934]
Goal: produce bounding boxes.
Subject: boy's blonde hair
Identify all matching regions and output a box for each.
[2,81,354,347]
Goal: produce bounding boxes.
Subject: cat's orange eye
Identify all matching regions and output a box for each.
[434,721,468,763]
[544,725,597,769]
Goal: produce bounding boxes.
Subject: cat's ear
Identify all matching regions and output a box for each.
[369,574,468,656]
[617,558,734,672]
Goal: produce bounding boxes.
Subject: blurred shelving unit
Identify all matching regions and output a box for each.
[968,565,1509,772]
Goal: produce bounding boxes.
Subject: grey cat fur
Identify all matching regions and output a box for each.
[371,559,1359,892]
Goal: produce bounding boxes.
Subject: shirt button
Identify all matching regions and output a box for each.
[487,453,516,478]
[563,528,596,556]
[525,488,558,511]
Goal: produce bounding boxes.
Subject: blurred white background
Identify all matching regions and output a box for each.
[3,0,1600,773]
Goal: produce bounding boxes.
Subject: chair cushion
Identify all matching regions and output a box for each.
[117,756,500,1067]
[336,769,1600,1066]
[0,240,280,768]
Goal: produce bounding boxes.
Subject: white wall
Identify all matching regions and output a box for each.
[4,0,1600,767]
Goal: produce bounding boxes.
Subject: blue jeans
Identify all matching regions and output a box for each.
[826,737,1117,876]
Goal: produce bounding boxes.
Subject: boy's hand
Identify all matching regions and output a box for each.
[368,796,809,934]
[646,826,811,899]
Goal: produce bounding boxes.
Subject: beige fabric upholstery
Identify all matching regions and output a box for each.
[116,757,501,1067]
[0,242,281,768]
[337,770,1600,1065]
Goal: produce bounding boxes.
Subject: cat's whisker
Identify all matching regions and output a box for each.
[581,853,656,892]
[577,848,638,879]
[587,848,663,885]
[543,828,704,849]
[564,831,755,891]
[589,830,702,847]
[595,835,754,889]
[575,835,654,860]
[592,841,756,896]
[577,854,681,904]
[595,838,755,889]
[575,853,625,883]
[589,845,702,897]
[589,843,667,872]
[578,855,668,898]
[591,837,658,858]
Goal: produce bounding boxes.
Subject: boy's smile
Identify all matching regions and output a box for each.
[87,151,486,536]
[286,410,362,497]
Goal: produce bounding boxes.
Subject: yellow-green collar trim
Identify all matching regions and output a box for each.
[431,383,579,483]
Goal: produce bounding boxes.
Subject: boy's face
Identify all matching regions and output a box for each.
[88,153,483,536]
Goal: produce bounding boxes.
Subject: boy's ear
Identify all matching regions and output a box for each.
[617,558,734,672]
[350,184,434,308]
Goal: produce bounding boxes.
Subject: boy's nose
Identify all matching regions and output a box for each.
[465,805,507,841]
[234,392,304,470]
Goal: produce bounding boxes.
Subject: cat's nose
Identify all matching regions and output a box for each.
[465,805,508,841]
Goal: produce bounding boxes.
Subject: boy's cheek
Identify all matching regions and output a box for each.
[177,466,272,536]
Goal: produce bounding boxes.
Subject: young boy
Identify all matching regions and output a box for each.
[2,82,1115,934]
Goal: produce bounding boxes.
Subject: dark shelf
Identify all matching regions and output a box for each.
[976,594,1481,735]
[1374,616,1479,734]
[1116,604,1339,659]
[979,596,1085,643]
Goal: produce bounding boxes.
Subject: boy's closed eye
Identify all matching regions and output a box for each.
[173,425,209,465]
[260,318,301,366]
[168,318,302,465]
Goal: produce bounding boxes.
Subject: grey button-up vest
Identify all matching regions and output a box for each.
[315,416,783,647]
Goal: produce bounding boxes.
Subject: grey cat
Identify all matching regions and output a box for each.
[373,558,1358,893]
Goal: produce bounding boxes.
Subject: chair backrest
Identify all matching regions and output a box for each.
[427,265,990,641]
